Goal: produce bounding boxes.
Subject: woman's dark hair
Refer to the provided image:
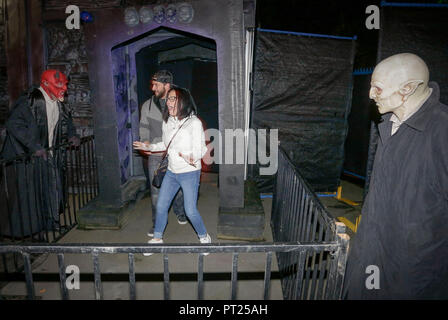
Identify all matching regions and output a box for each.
[163,86,196,122]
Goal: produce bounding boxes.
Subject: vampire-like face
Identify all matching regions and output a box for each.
[369,53,429,116]
[41,70,68,102]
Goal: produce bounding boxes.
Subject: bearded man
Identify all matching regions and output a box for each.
[139,70,187,237]
[0,69,80,237]
[343,53,448,299]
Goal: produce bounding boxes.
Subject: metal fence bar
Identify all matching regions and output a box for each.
[321,226,332,299]
[61,148,71,229]
[0,243,340,254]
[293,250,306,299]
[128,253,136,300]
[23,159,34,240]
[35,159,49,243]
[75,146,82,210]
[263,252,272,300]
[92,250,103,300]
[333,224,350,300]
[13,161,25,241]
[2,162,14,246]
[93,139,99,197]
[197,253,204,300]
[87,138,94,201]
[163,254,170,300]
[297,186,307,241]
[82,141,88,206]
[311,251,324,300]
[57,253,69,300]
[304,201,314,242]
[291,177,301,241]
[22,253,35,300]
[44,156,57,241]
[310,219,325,299]
[231,253,238,300]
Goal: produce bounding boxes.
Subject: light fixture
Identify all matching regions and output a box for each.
[124,7,139,27]
[166,4,177,23]
[177,2,194,24]
[153,5,165,24]
[139,6,153,24]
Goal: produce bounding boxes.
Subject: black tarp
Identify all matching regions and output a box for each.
[365,5,448,193]
[250,30,355,192]
[343,73,379,180]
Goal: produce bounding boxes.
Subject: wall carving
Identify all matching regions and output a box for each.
[45,23,93,137]
[0,0,8,149]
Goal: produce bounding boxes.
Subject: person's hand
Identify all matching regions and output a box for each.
[179,152,197,167]
[68,136,81,147]
[34,149,48,160]
[133,141,150,150]
[133,141,152,156]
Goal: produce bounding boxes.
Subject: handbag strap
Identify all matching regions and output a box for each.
[160,117,191,162]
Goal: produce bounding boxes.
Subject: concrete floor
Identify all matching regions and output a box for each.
[0,173,363,300]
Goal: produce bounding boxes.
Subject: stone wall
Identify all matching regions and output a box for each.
[0,1,8,149]
[44,22,93,137]
[0,1,8,127]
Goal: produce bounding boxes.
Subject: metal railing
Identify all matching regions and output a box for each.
[271,148,350,300]
[0,145,349,300]
[0,136,98,274]
[0,242,343,300]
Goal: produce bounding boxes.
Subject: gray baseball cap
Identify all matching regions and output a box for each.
[152,70,173,84]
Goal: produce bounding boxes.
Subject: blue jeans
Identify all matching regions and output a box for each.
[147,155,185,229]
[154,169,207,239]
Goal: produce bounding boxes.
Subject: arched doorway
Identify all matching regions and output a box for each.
[111,27,218,187]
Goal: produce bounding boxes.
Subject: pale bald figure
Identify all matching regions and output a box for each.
[369,53,432,127]
[343,53,448,299]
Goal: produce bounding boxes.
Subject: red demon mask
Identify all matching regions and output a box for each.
[40,70,68,101]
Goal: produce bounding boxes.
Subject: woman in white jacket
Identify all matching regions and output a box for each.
[134,87,211,253]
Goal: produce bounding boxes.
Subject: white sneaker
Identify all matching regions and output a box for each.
[143,238,163,256]
[199,234,211,256]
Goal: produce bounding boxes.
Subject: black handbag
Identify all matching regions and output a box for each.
[152,118,191,188]
[152,156,168,188]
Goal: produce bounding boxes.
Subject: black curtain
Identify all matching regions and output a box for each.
[250,30,356,192]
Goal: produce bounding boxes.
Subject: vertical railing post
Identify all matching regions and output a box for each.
[23,252,35,300]
[333,222,350,300]
[92,250,103,300]
[57,253,69,300]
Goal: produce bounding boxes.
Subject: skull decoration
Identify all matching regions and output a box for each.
[153,5,166,24]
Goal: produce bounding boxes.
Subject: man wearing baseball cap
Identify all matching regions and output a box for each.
[139,70,187,237]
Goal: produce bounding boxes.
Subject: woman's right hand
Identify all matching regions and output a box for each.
[133,141,152,155]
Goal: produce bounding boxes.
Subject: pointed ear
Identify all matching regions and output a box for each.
[399,80,423,97]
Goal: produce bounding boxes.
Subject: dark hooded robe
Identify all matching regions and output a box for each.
[0,87,78,238]
[343,82,448,299]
